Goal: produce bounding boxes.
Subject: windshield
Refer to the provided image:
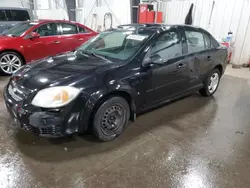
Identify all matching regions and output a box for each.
[78,30,154,61]
[2,22,38,37]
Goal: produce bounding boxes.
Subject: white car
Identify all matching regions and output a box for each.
[0,7,34,33]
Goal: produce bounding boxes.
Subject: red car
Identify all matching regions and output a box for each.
[0,20,97,75]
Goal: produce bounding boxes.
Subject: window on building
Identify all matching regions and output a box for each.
[0,10,7,21]
[10,10,30,21]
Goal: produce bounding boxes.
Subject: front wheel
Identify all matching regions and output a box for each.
[0,52,24,75]
[92,96,130,142]
[199,68,221,97]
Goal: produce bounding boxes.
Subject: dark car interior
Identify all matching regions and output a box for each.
[34,23,58,37]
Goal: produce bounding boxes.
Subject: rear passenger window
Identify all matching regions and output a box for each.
[78,26,89,33]
[211,37,220,48]
[185,31,205,53]
[0,10,7,21]
[203,33,211,49]
[10,10,30,21]
[151,30,182,60]
[61,23,78,35]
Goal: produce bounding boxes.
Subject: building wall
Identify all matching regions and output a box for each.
[34,0,68,20]
[76,0,131,31]
[161,0,250,65]
[34,0,131,31]
[0,0,30,8]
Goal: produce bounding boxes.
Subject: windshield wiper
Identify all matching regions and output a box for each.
[80,50,112,62]
[90,52,111,62]
[2,34,16,37]
[76,50,90,58]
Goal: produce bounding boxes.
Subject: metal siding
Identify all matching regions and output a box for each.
[163,0,250,65]
[65,0,76,21]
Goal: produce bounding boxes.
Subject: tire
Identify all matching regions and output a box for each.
[0,51,24,75]
[199,68,221,97]
[92,96,130,142]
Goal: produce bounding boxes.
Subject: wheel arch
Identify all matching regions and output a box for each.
[0,49,26,64]
[83,89,137,133]
[214,64,223,75]
[91,90,136,121]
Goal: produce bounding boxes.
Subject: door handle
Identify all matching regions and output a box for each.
[78,38,84,41]
[206,56,212,61]
[177,63,186,69]
[53,41,60,44]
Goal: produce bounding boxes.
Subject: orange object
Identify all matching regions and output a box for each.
[147,11,155,23]
[138,4,148,23]
[156,11,163,23]
[221,42,233,63]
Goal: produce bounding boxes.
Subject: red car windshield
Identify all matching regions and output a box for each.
[2,22,38,37]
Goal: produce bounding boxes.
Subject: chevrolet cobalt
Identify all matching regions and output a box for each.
[4,24,227,141]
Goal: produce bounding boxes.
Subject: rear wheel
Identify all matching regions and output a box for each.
[92,96,130,142]
[0,52,24,75]
[199,68,221,97]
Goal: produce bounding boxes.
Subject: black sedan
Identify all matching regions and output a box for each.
[3,24,227,141]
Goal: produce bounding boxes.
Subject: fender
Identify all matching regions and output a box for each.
[78,83,138,132]
[0,46,26,63]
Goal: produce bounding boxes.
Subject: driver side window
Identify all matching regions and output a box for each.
[151,30,183,61]
[34,23,59,37]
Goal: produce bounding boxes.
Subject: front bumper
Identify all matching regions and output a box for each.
[3,84,86,137]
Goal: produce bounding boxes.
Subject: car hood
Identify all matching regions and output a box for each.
[13,51,119,90]
[0,23,16,34]
[0,35,16,41]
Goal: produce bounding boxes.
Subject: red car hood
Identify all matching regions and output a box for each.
[0,35,17,42]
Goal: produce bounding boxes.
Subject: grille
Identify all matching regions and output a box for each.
[23,124,61,136]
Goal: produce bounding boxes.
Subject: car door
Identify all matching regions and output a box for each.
[141,29,191,107]
[183,28,214,87]
[23,22,62,61]
[58,22,80,52]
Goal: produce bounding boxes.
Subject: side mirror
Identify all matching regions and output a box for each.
[143,54,163,66]
[29,32,40,39]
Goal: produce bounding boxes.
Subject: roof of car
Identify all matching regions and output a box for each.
[118,23,203,32]
[29,19,79,24]
[0,7,30,10]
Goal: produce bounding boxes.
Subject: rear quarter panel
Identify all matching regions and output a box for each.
[211,46,228,74]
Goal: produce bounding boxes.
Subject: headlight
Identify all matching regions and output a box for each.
[31,86,81,108]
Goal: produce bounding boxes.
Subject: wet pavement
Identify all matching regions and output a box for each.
[0,75,250,188]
